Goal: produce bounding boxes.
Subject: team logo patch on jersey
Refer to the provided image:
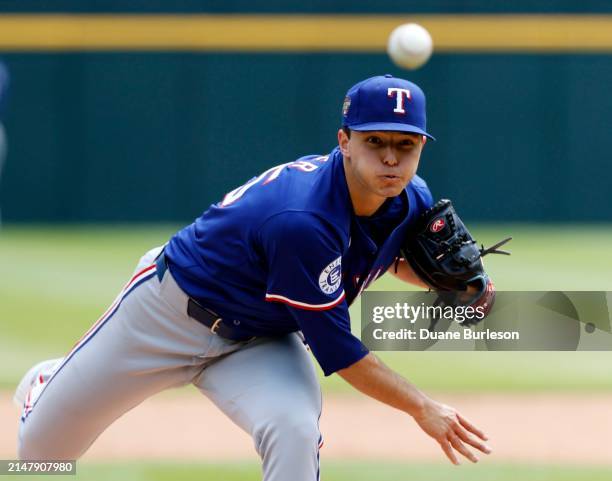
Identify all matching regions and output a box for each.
[319,256,342,295]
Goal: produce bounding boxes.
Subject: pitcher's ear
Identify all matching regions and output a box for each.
[338,128,350,156]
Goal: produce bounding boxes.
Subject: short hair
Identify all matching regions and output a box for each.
[342,126,351,138]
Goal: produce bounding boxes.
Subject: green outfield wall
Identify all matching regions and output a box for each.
[0,5,610,222]
[1,52,610,223]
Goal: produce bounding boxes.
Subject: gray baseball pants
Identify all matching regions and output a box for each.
[17,247,323,480]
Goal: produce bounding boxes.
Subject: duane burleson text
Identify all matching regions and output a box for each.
[371,328,520,341]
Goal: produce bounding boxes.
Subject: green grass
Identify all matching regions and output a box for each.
[1,224,612,392]
[320,351,612,393]
[2,461,612,481]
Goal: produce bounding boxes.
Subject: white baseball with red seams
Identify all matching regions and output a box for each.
[387,23,434,70]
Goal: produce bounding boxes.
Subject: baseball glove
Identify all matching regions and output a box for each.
[399,199,511,330]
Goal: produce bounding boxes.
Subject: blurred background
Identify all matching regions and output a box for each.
[0,1,611,480]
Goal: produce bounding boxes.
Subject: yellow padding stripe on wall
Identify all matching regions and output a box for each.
[0,14,611,52]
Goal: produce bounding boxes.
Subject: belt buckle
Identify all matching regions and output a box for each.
[210,318,223,335]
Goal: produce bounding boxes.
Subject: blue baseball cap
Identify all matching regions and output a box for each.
[341,74,435,140]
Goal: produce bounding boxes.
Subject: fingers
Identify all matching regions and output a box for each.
[419,402,491,466]
[454,425,492,455]
[457,413,488,441]
[440,439,460,466]
[448,433,479,463]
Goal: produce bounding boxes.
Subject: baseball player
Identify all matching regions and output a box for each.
[15,74,492,477]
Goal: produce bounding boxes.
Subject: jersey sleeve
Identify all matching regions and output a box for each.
[285,300,369,376]
[259,211,369,375]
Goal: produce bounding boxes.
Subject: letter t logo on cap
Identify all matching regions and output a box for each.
[387,87,412,114]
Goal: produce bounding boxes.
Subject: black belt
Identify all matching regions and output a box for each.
[156,251,255,342]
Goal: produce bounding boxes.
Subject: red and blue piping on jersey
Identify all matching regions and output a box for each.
[265,290,346,311]
[21,263,158,421]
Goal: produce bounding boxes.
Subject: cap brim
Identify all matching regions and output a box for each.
[349,122,436,141]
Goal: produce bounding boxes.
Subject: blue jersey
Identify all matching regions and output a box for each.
[165,147,433,375]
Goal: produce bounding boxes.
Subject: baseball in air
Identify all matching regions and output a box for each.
[387,23,433,70]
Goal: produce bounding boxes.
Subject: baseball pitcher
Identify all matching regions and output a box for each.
[15,75,498,478]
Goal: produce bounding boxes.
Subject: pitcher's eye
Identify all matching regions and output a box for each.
[366,136,382,145]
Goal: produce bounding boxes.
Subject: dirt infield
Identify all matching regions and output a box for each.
[2,391,611,464]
